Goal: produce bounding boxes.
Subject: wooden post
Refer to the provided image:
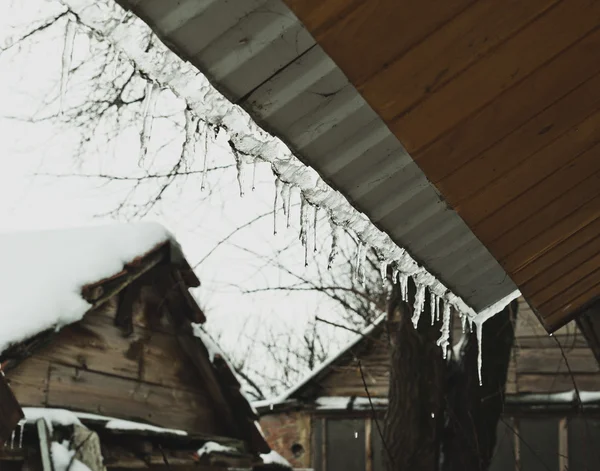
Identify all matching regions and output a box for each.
[365,417,373,471]
[0,373,23,447]
[36,419,53,471]
[558,418,568,471]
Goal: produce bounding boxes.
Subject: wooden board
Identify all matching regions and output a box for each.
[46,363,223,436]
[360,0,559,122]
[5,358,50,407]
[517,374,600,393]
[282,0,600,327]
[516,348,600,374]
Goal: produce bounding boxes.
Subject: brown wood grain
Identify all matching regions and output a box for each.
[455,104,600,232]
[521,234,600,298]
[5,358,50,407]
[495,183,600,271]
[290,0,475,86]
[474,146,600,244]
[540,271,600,321]
[391,0,600,153]
[46,363,223,436]
[360,0,558,122]
[512,217,600,286]
[437,72,600,210]
[282,0,365,37]
[527,251,600,306]
[415,22,600,184]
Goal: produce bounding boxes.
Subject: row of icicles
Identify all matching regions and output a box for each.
[58,16,484,383]
[4,420,25,450]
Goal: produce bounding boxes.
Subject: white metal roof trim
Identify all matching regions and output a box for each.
[102,0,517,312]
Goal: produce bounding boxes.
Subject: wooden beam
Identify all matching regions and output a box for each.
[36,419,53,471]
[0,373,23,446]
[575,298,600,367]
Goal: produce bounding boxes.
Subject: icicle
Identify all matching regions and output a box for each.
[476,320,483,385]
[269,404,274,411]
[354,241,366,286]
[274,177,282,235]
[182,108,199,162]
[430,293,438,326]
[18,420,24,448]
[252,159,258,191]
[379,260,388,286]
[461,312,468,333]
[399,273,408,302]
[200,121,209,191]
[60,17,76,113]
[281,183,292,228]
[391,266,399,284]
[299,193,309,266]
[233,150,247,197]
[313,206,318,253]
[139,81,160,164]
[436,300,452,359]
[411,284,426,328]
[328,219,340,269]
[10,429,15,449]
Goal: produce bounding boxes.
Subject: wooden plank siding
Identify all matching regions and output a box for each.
[282,0,600,331]
[4,294,227,437]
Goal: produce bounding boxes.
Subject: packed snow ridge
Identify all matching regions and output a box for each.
[59,0,521,382]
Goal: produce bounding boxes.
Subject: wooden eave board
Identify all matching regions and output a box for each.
[282,0,600,332]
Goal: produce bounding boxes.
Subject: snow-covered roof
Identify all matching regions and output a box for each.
[0,223,173,355]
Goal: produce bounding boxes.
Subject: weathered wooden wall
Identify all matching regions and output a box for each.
[6,289,225,436]
[315,297,600,397]
[318,329,390,398]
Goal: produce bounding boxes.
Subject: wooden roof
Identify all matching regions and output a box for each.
[281,0,600,332]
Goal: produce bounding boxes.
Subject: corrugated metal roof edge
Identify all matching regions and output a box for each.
[62,0,518,347]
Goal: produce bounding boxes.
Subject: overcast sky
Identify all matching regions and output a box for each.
[0,0,360,396]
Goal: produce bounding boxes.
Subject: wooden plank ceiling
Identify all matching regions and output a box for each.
[283,0,600,332]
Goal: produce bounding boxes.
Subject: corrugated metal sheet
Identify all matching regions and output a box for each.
[116,0,517,311]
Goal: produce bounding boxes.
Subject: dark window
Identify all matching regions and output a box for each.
[568,418,600,471]
[312,418,324,471]
[372,420,385,471]
[519,418,559,471]
[326,419,366,471]
[489,418,516,471]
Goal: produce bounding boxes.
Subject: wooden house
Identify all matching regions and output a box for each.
[0,223,290,471]
[256,298,600,471]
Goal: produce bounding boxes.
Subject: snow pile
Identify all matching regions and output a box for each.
[0,223,171,354]
[197,441,236,457]
[315,396,388,410]
[51,441,92,471]
[104,419,187,436]
[260,450,292,468]
[23,407,83,432]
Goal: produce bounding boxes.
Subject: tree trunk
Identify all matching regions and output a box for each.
[442,300,518,471]
[384,279,446,471]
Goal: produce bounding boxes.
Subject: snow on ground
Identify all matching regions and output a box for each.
[0,223,171,354]
[51,441,92,471]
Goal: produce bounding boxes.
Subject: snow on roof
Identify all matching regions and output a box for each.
[22,407,188,436]
[259,315,386,406]
[315,396,388,411]
[0,222,172,354]
[197,441,237,457]
[260,450,292,468]
[51,441,92,471]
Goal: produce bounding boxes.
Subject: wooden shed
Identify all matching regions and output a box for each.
[0,223,290,471]
[256,298,600,471]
